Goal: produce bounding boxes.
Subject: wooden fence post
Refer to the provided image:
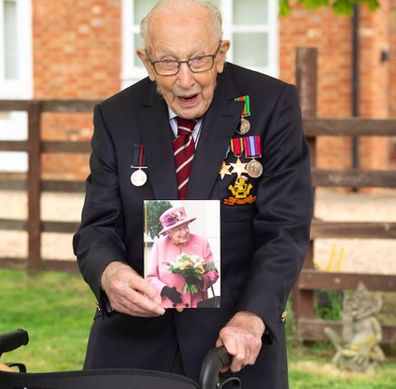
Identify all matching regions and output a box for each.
[27,101,42,274]
[293,48,318,322]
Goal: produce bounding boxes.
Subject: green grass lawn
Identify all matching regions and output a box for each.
[1,269,395,388]
[0,269,94,371]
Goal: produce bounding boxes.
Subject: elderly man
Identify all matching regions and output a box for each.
[73,0,313,388]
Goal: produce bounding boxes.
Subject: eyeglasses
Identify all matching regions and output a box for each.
[149,42,222,76]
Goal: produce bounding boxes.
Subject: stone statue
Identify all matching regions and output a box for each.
[324,282,385,372]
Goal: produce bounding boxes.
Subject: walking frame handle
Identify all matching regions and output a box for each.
[199,346,241,389]
[0,329,29,358]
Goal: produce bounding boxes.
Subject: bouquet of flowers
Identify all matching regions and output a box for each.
[168,253,216,294]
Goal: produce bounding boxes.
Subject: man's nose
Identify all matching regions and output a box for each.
[177,62,195,87]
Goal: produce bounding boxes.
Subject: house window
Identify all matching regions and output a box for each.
[0,0,32,98]
[121,0,278,88]
[0,0,32,173]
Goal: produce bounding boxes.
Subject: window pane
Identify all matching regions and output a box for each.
[133,0,158,24]
[233,0,268,24]
[4,0,19,79]
[232,33,268,68]
[134,33,145,67]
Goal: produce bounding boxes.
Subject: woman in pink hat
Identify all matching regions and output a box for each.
[146,206,219,309]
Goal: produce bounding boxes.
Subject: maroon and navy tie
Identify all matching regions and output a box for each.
[173,117,197,199]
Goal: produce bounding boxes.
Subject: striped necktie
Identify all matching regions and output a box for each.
[173,117,197,199]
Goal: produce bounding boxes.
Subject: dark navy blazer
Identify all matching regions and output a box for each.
[73,63,313,389]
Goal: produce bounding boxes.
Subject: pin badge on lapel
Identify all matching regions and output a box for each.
[130,144,147,187]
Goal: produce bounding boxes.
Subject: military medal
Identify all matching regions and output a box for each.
[219,161,231,180]
[234,95,251,135]
[130,144,147,187]
[131,169,147,186]
[244,135,263,178]
[239,118,251,135]
[245,160,263,178]
[230,138,248,178]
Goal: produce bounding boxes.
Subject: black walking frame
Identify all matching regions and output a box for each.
[0,329,241,389]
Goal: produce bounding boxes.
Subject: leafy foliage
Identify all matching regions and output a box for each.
[314,290,343,321]
[280,0,380,16]
[145,200,173,239]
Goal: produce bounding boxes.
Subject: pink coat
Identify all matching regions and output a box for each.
[146,233,219,308]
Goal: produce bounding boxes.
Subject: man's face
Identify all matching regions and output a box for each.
[137,7,230,119]
[167,224,191,246]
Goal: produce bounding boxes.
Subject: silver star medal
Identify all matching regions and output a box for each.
[230,158,248,178]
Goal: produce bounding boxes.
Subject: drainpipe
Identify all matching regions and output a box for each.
[351,4,360,191]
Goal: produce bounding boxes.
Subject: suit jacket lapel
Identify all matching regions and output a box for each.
[137,66,244,201]
[138,84,178,199]
[188,74,244,199]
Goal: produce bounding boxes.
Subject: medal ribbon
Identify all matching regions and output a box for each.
[244,136,261,159]
[133,144,146,166]
[233,95,251,117]
[230,138,244,157]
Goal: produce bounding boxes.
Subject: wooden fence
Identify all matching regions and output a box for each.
[0,48,395,343]
[293,48,396,344]
[0,99,99,274]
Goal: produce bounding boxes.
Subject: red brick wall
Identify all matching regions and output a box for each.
[280,6,353,170]
[280,2,394,173]
[391,0,396,117]
[33,0,121,179]
[30,1,395,179]
[33,0,121,99]
[359,2,391,170]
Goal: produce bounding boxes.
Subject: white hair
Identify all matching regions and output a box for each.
[140,0,223,48]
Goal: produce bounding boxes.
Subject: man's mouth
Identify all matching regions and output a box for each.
[178,94,199,103]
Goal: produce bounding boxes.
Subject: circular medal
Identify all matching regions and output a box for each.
[246,159,263,178]
[130,169,147,187]
[238,118,251,135]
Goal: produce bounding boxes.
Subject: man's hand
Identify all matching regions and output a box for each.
[101,261,165,317]
[216,311,265,372]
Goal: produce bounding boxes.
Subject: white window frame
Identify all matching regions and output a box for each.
[220,0,279,77]
[121,0,148,89]
[0,0,32,172]
[0,0,33,99]
[121,0,279,88]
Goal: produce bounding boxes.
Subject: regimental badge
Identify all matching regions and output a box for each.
[130,144,148,187]
[223,175,256,206]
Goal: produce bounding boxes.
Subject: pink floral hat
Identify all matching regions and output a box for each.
[159,206,196,235]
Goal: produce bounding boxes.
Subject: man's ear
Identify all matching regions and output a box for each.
[216,40,231,74]
[136,49,156,81]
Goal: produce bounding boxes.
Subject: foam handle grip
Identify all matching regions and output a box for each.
[0,329,29,357]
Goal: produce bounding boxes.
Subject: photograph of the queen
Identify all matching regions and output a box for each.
[144,201,220,309]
